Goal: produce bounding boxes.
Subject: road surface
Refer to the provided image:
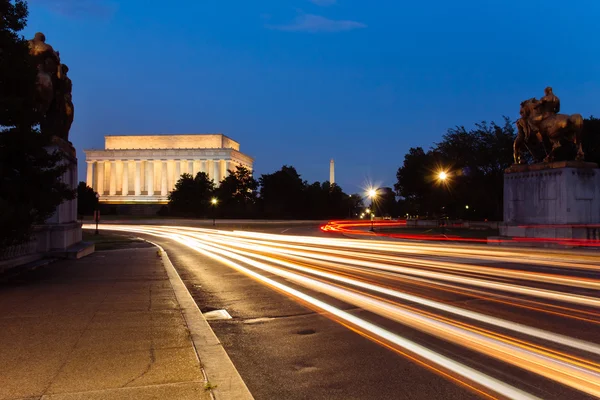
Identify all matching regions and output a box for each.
[87,224,600,400]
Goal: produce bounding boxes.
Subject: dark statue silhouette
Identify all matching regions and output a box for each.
[513,87,584,164]
[28,32,74,141]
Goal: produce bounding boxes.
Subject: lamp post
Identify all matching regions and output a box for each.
[436,170,450,235]
[367,188,377,232]
[94,193,100,235]
[211,197,218,226]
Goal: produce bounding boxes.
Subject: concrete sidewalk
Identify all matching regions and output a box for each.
[0,243,249,400]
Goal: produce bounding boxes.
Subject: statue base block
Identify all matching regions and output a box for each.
[33,137,93,257]
[495,161,600,246]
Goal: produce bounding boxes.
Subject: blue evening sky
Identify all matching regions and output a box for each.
[24,0,600,194]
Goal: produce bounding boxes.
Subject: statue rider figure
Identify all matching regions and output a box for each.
[524,87,560,141]
[538,86,560,118]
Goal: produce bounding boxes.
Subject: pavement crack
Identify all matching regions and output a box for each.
[123,345,156,388]
[40,282,114,395]
[123,288,156,388]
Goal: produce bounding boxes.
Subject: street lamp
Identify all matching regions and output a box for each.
[211,197,218,226]
[367,188,378,232]
[438,171,448,181]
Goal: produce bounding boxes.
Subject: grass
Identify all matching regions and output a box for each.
[82,230,149,250]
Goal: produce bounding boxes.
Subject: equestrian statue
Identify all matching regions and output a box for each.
[513,87,584,164]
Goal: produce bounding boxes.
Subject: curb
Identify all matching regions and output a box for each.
[150,240,254,400]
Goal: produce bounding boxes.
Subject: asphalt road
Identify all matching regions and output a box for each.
[88,224,600,400]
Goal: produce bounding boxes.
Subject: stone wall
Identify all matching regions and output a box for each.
[504,162,600,225]
[105,134,240,151]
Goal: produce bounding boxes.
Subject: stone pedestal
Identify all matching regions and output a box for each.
[499,161,600,241]
[33,137,90,257]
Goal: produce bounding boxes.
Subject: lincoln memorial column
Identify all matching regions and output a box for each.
[147,160,154,196]
[207,160,214,181]
[135,160,141,195]
[97,161,105,195]
[213,160,220,183]
[161,160,168,196]
[188,160,194,176]
[109,160,117,196]
[220,160,227,181]
[193,160,200,177]
[174,160,181,187]
[86,161,94,188]
[122,160,129,196]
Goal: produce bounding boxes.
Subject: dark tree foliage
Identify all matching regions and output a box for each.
[583,116,600,165]
[395,118,516,221]
[0,0,75,249]
[0,130,75,248]
[1,0,37,129]
[215,166,258,218]
[168,172,215,216]
[258,166,306,219]
[374,187,397,217]
[347,193,364,218]
[303,181,348,219]
[394,147,436,216]
[258,166,355,219]
[77,182,98,217]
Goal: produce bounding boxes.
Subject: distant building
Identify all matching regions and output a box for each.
[84,134,253,205]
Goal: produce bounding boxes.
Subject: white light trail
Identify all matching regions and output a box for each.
[85,224,600,399]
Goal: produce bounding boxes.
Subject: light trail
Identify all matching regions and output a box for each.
[85,224,600,399]
[321,220,600,248]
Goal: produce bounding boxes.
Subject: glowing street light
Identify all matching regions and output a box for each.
[438,171,448,181]
[211,197,218,226]
[367,188,378,232]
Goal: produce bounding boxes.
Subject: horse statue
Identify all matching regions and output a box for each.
[514,97,584,164]
[514,100,544,164]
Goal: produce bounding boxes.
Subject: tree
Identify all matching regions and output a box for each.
[216,166,258,218]
[259,166,306,219]
[1,0,37,129]
[0,0,75,250]
[583,116,600,165]
[395,118,516,220]
[323,182,348,219]
[77,182,98,217]
[375,187,397,218]
[346,193,364,218]
[434,118,515,220]
[394,147,437,216]
[168,172,215,216]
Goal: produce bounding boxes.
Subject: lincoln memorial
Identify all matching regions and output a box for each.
[84,134,254,205]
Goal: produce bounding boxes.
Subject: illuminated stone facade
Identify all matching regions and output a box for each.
[84,134,253,204]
